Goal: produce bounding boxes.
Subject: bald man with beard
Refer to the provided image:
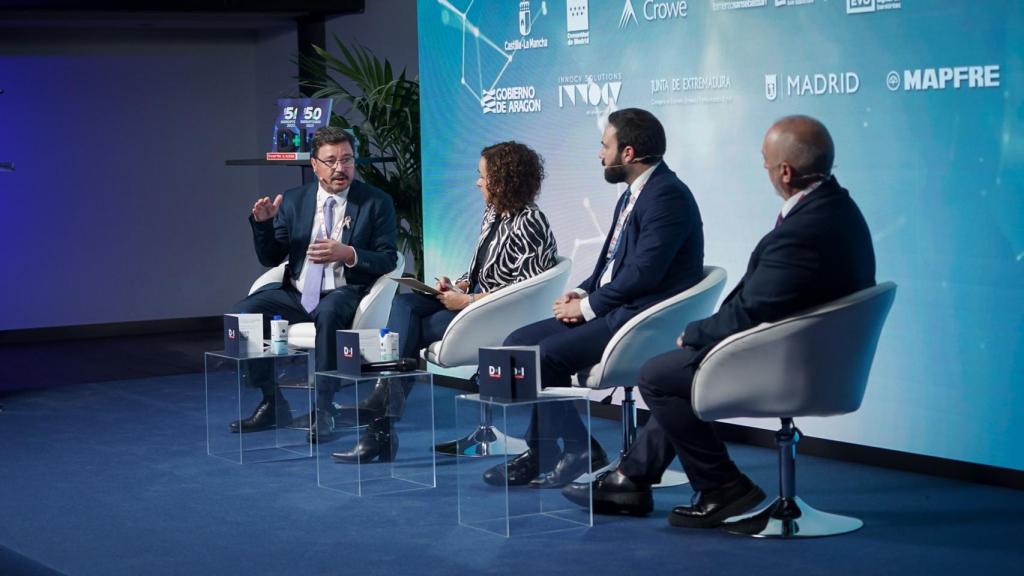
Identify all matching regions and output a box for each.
[563,115,876,528]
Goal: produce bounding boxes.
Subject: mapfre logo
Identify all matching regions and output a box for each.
[481,85,542,115]
[558,73,624,114]
[619,0,688,28]
[488,365,502,379]
[847,0,901,14]
[887,65,1000,92]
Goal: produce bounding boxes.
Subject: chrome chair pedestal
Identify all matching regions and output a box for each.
[724,496,863,538]
[435,403,528,457]
[723,418,862,538]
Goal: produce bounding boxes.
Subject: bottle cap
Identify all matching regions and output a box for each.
[379,328,390,337]
[273,315,282,320]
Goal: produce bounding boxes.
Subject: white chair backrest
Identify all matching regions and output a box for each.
[692,282,897,422]
[429,256,572,368]
[352,252,405,329]
[248,262,287,296]
[578,266,727,388]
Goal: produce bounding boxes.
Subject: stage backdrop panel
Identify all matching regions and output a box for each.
[418,0,1024,471]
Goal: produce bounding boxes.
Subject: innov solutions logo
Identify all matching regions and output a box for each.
[886,65,1001,92]
[558,73,624,115]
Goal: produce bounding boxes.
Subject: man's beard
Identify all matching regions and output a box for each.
[603,153,627,184]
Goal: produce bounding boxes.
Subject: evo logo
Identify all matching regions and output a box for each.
[488,365,502,378]
[887,65,1000,92]
[847,0,901,14]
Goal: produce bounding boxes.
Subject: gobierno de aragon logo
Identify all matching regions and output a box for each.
[481,85,542,114]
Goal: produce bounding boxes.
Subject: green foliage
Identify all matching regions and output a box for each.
[299,39,423,279]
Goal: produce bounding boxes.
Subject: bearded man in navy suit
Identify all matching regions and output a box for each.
[230,127,397,437]
[484,108,706,488]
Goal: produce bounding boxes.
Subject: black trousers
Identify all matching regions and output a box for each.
[233,284,361,397]
[504,317,614,453]
[385,292,459,359]
[627,348,741,492]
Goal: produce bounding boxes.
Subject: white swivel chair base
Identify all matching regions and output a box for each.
[721,418,861,538]
[572,457,689,488]
[723,496,863,538]
[434,425,529,457]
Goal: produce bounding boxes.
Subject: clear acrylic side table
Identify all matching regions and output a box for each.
[456,393,593,537]
[205,349,313,464]
[314,370,435,496]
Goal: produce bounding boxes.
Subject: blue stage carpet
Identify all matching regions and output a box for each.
[1,374,1022,576]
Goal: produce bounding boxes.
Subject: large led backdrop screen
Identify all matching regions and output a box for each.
[418,0,1024,471]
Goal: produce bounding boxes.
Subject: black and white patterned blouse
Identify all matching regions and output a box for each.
[457,203,558,293]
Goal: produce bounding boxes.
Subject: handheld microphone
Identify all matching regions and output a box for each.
[361,358,419,373]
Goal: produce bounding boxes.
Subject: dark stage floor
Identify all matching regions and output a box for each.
[1,332,1023,575]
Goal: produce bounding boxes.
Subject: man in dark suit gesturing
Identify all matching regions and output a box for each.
[230,127,398,435]
[563,115,876,524]
[485,108,706,488]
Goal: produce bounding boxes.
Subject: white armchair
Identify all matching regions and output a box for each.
[692,282,897,538]
[425,256,573,456]
[544,266,728,485]
[248,253,406,350]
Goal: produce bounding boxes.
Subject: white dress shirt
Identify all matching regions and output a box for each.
[780,178,826,220]
[293,184,356,292]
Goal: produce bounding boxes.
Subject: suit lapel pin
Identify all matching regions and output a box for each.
[343,216,352,229]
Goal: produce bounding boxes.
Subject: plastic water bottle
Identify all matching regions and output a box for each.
[270,315,289,355]
[379,328,399,362]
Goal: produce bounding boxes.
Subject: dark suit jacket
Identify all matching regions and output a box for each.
[580,162,705,331]
[684,176,876,355]
[249,180,398,294]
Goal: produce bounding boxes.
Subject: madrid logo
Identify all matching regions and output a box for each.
[765,74,778,101]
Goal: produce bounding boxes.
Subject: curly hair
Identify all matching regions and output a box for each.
[480,141,545,215]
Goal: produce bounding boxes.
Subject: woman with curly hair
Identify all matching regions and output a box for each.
[331,141,558,463]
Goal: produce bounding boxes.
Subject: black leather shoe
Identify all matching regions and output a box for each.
[305,409,336,444]
[229,396,291,433]
[668,474,766,528]
[562,469,654,516]
[529,438,610,488]
[332,417,398,463]
[482,449,540,486]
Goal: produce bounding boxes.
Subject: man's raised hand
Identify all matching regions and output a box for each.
[252,194,283,222]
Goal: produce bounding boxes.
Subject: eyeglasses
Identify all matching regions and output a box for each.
[314,155,356,169]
